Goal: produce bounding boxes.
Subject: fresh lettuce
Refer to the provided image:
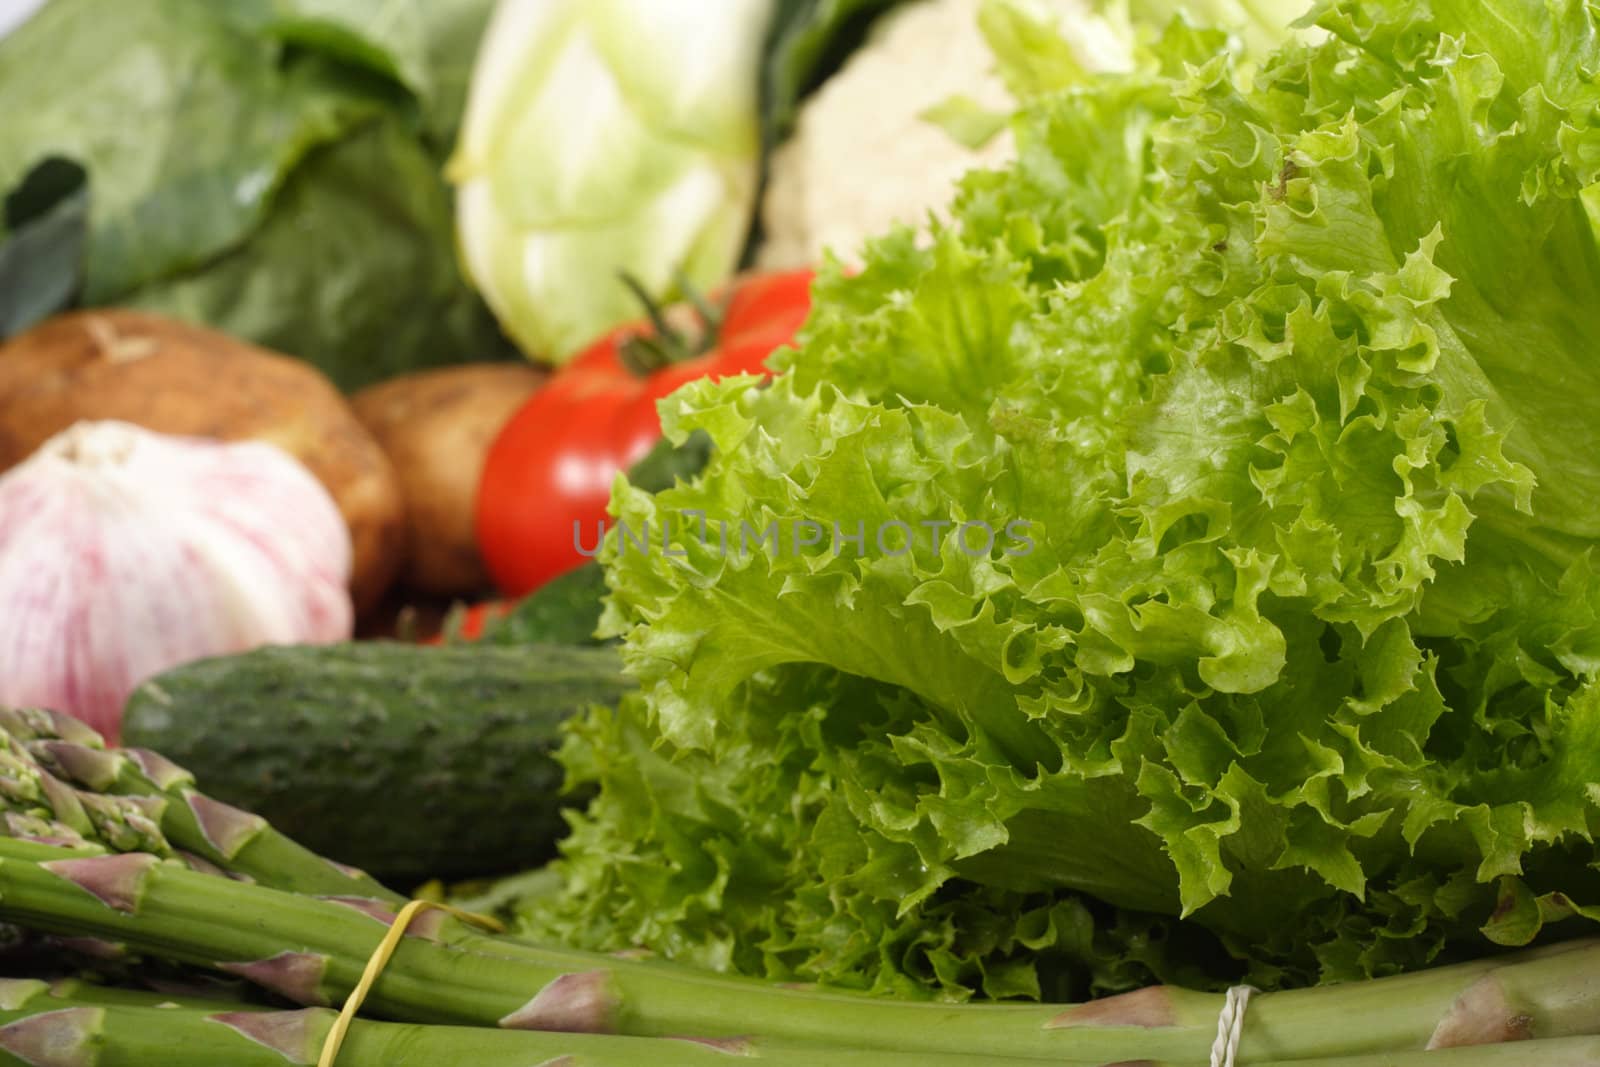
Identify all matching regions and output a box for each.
[512,0,1600,998]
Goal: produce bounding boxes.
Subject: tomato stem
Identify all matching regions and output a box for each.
[674,269,724,341]
[616,272,724,376]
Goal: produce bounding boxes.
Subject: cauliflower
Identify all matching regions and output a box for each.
[756,0,1133,270]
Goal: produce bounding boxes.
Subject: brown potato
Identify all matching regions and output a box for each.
[352,363,545,596]
[0,310,404,612]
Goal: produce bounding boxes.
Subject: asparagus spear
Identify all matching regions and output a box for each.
[6,978,1600,1067]
[0,711,610,964]
[0,977,1095,1067]
[0,708,398,903]
[3,836,1600,1063]
[0,711,567,962]
[1282,1047,1600,1067]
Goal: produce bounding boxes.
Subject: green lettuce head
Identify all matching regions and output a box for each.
[517,0,1600,999]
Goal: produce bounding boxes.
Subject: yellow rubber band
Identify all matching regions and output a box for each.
[317,899,506,1067]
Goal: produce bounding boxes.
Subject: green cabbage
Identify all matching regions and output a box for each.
[513,0,1600,999]
[450,0,775,363]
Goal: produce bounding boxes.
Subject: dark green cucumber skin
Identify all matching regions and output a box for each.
[121,642,632,886]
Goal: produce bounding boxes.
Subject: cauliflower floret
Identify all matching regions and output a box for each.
[757,0,1133,270]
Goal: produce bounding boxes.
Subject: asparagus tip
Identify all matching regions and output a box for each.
[186,794,267,860]
[123,747,193,791]
[0,709,101,748]
[34,743,120,792]
[36,774,90,835]
[4,811,87,849]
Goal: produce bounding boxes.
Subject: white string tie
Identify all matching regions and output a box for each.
[1209,984,1258,1067]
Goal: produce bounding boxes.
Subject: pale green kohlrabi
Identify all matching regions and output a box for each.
[449,0,774,363]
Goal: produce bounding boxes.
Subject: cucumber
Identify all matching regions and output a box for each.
[121,642,632,886]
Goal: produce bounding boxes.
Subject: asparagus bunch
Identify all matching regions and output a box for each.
[0,978,1064,1067]
[0,707,396,901]
[7,979,1600,1067]
[0,708,1598,1065]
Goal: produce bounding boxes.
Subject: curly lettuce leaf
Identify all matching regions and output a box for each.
[521,0,1600,995]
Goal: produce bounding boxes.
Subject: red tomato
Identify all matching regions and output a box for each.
[476,270,815,597]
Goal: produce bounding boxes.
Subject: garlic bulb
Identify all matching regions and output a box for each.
[0,421,353,740]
